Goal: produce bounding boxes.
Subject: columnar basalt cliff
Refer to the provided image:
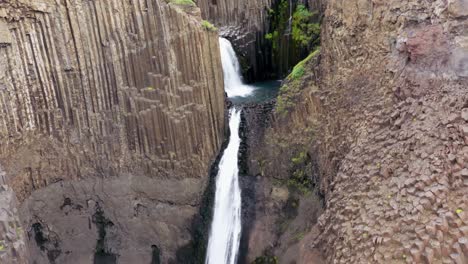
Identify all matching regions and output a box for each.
[247,0,468,263]
[0,0,225,263]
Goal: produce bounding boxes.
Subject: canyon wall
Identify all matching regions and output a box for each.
[0,0,225,263]
[247,0,468,263]
[243,53,325,263]
[315,0,468,262]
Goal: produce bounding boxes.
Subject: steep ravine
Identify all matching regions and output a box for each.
[2,0,467,263]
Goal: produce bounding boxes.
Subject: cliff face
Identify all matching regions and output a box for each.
[315,0,468,262]
[0,0,225,263]
[243,54,325,263]
[248,0,468,263]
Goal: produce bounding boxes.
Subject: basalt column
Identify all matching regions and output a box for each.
[0,0,225,263]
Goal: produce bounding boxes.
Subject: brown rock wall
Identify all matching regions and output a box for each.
[0,0,225,262]
[295,0,468,263]
[248,0,468,263]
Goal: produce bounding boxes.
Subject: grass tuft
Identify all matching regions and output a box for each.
[169,0,196,7]
[201,20,217,31]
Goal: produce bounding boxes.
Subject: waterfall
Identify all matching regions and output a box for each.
[219,37,254,97]
[205,38,248,264]
[205,108,243,264]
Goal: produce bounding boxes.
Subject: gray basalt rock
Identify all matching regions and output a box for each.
[448,0,468,18]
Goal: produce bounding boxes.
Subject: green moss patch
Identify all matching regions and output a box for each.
[169,0,196,6]
[275,48,320,116]
[201,20,217,31]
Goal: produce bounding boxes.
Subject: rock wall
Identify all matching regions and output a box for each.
[314,0,468,262]
[0,0,225,263]
[245,0,468,263]
[248,0,468,263]
[242,54,325,264]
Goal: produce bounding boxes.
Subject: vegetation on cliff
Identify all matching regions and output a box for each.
[276,48,320,115]
[169,0,196,6]
[201,20,217,31]
[264,1,321,76]
[291,5,320,48]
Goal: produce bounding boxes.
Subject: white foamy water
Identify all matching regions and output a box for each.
[205,108,243,264]
[219,37,254,98]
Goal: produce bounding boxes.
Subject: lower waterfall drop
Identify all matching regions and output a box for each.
[205,108,243,264]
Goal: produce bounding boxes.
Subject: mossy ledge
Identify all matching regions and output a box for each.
[276,48,320,116]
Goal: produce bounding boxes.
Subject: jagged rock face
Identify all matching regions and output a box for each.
[197,0,272,29]
[247,0,468,263]
[0,0,225,263]
[268,0,468,263]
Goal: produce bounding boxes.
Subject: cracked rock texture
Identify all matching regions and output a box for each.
[257,0,468,263]
[0,0,224,263]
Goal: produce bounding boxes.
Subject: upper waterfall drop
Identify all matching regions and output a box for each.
[219,37,255,98]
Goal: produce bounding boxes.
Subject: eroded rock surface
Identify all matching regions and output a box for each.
[0,0,225,263]
[253,0,468,263]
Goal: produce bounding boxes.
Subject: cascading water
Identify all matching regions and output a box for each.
[205,38,253,264]
[219,38,254,97]
[205,108,242,264]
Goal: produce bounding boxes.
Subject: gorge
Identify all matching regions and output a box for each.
[1,0,468,264]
